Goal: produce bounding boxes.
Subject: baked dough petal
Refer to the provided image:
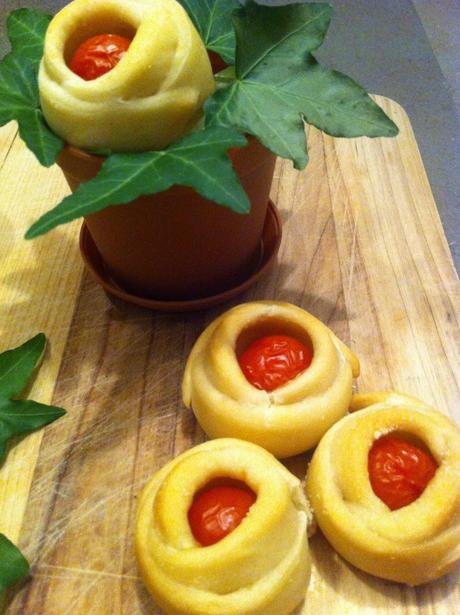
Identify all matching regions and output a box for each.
[38,0,215,152]
[136,438,312,615]
[182,301,360,458]
[306,392,460,585]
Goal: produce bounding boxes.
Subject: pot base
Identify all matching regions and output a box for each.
[79,201,282,312]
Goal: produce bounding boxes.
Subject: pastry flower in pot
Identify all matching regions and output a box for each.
[0,0,398,305]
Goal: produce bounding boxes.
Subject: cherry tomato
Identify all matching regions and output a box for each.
[69,34,131,80]
[188,485,256,546]
[238,334,313,392]
[368,435,437,510]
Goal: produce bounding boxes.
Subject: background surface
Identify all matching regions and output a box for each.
[1,0,459,269]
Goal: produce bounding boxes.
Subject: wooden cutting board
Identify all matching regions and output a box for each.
[0,96,459,615]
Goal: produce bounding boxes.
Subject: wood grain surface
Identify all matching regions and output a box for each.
[0,96,459,614]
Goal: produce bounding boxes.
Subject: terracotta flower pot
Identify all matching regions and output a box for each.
[57,136,279,302]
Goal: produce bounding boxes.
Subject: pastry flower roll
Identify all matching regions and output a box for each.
[136,438,312,615]
[182,301,360,458]
[306,392,460,585]
[38,0,215,152]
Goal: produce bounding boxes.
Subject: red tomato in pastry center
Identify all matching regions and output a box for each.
[70,34,131,80]
[188,485,256,546]
[368,435,437,510]
[238,334,313,391]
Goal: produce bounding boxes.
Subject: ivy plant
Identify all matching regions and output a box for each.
[0,333,66,598]
[0,333,66,462]
[206,1,398,169]
[0,9,63,167]
[0,1,398,238]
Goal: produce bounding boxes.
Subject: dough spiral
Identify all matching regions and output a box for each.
[182,301,360,458]
[135,438,312,615]
[39,0,215,152]
[306,392,460,585]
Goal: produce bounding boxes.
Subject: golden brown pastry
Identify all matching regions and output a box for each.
[182,301,360,458]
[39,0,215,152]
[135,438,312,615]
[306,392,460,585]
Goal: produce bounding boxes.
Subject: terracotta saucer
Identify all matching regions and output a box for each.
[79,201,282,312]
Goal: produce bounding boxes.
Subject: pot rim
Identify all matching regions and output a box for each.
[61,132,263,163]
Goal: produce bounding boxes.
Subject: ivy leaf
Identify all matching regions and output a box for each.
[177,0,240,64]
[7,8,50,64]
[0,333,66,463]
[25,127,250,239]
[0,9,64,166]
[205,1,398,169]
[0,534,29,594]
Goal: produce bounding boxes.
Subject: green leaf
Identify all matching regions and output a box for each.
[25,127,250,239]
[177,0,240,64]
[0,534,29,594]
[0,9,63,166]
[206,1,398,169]
[7,8,51,65]
[0,333,46,400]
[0,334,66,463]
